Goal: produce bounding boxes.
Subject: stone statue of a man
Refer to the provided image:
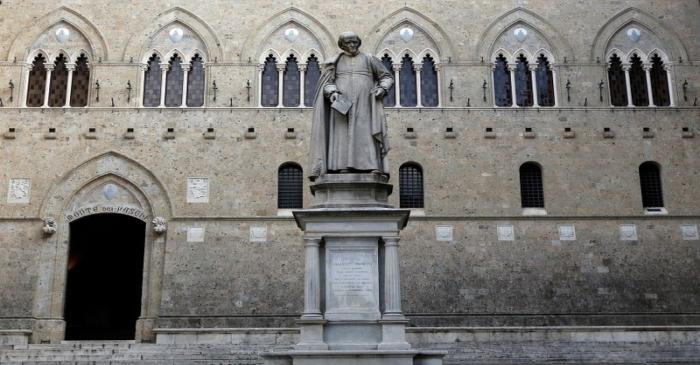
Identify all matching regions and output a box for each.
[309,32,394,180]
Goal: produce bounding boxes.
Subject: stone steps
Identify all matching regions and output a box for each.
[0,342,276,364]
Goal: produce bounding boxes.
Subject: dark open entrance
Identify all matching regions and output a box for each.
[64,213,146,340]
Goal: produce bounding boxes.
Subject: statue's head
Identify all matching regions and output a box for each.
[338,32,361,56]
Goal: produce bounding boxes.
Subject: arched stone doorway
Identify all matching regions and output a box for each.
[64,214,146,340]
[34,152,172,343]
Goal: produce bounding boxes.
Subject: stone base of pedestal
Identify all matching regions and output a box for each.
[262,350,445,365]
[309,172,393,208]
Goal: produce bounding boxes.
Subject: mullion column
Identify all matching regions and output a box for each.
[276,63,285,107]
[551,65,559,107]
[414,63,422,107]
[643,64,655,107]
[257,64,264,108]
[664,64,675,107]
[622,63,634,107]
[63,64,75,108]
[299,63,307,107]
[159,63,169,107]
[393,63,401,107]
[435,63,442,107]
[529,64,539,107]
[42,64,54,107]
[138,64,147,107]
[508,63,517,107]
[181,63,190,107]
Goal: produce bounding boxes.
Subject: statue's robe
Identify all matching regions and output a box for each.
[309,52,394,180]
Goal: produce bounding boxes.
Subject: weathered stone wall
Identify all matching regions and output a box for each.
[0,0,698,344]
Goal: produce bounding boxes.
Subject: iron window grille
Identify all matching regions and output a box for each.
[399,163,424,208]
[278,164,303,209]
[519,162,544,208]
[639,162,664,208]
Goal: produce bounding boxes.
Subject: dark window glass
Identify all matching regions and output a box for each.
[304,55,321,107]
[515,54,533,107]
[187,54,205,107]
[165,54,183,107]
[278,163,303,209]
[650,54,669,107]
[261,55,279,107]
[629,54,648,106]
[608,54,627,106]
[27,54,47,107]
[399,163,424,208]
[421,54,439,107]
[639,162,664,208]
[70,54,89,107]
[399,54,417,107]
[519,162,544,208]
[143,54,162,107]
[48,54,68,107]
[283,55,300,107]
[381,54,395,107]
[535,54,555,107]
[493,54,512,107]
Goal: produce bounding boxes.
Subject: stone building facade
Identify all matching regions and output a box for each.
[0,0,699,362]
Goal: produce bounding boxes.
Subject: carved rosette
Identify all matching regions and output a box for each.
[42,217,57,235]
[152,216,167,234]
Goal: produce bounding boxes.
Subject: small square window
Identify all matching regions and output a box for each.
[287,127,295,133]
[127,128,134,133]
[88,128,96,133]
[207,127,214,133]
[643,127,650,132]
[9,128,15,133]
[48,128,56,133]
[167,128,174,133]
[682,127,689,132]
[525,127,532,132]
[564,127,571,132]
[407,127,414,133]
[604,127,611,132]
[446,127,453,132]
[486,127,493,132]
[248,127,255,133]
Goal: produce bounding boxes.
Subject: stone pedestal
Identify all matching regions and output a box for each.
[263,173,444,365]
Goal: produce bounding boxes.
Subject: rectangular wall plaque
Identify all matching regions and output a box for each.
[187,227,205,242]
[435,225,453,241]
[559,225,576,241]
[497,224,514,241]
[680,224,699,240]
[187,177,209,203]
[7,178,30,204]
[619,224,638,241]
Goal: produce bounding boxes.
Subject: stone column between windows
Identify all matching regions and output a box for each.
[301,237,323,319]
[622,63,634,107]
[491,63,497,107]
[382,236,404,318]
[393,63,401,107]
[63,63,76,108]
[664,64,675,107]
[138,64,147,107]
[181,63,190,107]
[529,64,539,107]
[42,64,54,107]
[159,63,169,108]
[414,63,423,108]
[435,63,442,107]
[257,64,264,108]
[299,63,307,107]
[643,64,655,107]
[508,63,517,107]
[276,63,286,107]
[551,65,559,107]
[22,63,32,108]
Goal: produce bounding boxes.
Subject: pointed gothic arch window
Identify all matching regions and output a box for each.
[421,54,439,107]
[283,55,300,107]
[187,54,205,107]
[519,162,544,208]
[399,54,417,107]
[639,162,664,208]
[493,54,512,107]
[164,54,184,107]
[515,54,533,107]
[278,163,303,209]
[535,54,555,107]
[650,54,670,107]
[70,54,90,107]
[261,54,279,107]
[48,54,69,107]
[143,54,162,107]
[304,55,321,107]
[608,54,627,107]
[399,163,424,209]
[629,54,648,106]
[26,54,47,107]
[381,54,396,107]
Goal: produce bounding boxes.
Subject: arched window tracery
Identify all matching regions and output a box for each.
[142,54,162,107]
[535,54,555,107]
[608,54,627,107]
[70,54,90,107]
[187,54,205,107]
[514,54,533,107]
[304,55,321,107]
[283,55,300,107]
[48,54,69,107]
[399,54,417,107]
[26,54,47,107]
[164,54,184,107]
[629,54,648,106]
[261,54,279,107]
[493,54,512,107]
[650,54,670,107]
[421,54,439,107]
